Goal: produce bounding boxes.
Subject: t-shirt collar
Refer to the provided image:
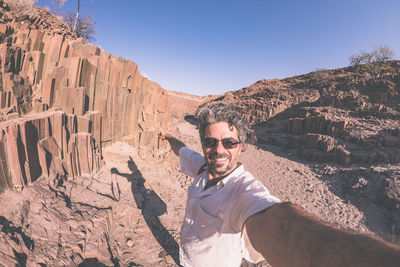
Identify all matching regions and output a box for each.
[194,163,245,198]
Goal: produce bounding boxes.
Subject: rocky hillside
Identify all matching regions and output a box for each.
[208,62,400,166]
[0,1,170,192]
[167,90,215,119]
[204,62,400,245]
[0,1,399,266]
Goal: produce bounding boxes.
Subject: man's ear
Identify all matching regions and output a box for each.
[240,143,245,152]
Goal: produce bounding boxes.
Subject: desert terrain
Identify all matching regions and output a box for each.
[0,1,399,266]
[1,114,395,266]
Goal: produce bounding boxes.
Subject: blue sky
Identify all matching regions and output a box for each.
[36,0,400,96]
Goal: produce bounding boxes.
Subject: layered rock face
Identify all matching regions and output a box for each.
[167,90,215,119]
[0,2,169,192]
[205,63,400,232]
[208,62,400,165]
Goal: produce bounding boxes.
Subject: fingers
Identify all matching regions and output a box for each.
[158,128,166,140]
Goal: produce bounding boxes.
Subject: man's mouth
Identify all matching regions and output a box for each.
[206,153,235,176]
[208,153,230,165]
[213,158,228,164]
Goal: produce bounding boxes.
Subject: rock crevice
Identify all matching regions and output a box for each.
[0,2,170,191]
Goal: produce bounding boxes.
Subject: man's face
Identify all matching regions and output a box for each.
[202,121,242,178]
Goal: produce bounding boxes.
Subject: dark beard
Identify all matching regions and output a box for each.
[206,152,234,176]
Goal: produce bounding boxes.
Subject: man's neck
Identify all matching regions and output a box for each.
[204,163,241,190]
[204,175,225,190]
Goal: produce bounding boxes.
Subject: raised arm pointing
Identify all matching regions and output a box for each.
[159,129,186,156]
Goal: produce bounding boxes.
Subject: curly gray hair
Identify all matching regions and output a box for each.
[195,104,256,144]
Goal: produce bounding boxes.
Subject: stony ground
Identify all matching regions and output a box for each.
[0,117,398,266]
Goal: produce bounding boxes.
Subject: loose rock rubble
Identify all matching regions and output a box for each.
[0,1,399,266]
[205,62,400,249]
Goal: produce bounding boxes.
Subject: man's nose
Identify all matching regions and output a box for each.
[215,140,226,153]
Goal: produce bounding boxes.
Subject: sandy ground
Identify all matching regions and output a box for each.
[175,119,369,231]
[127,118,378,266]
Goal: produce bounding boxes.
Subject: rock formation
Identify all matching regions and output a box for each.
[0,2,170,192]
[206,62,400,166]
[203,62,400,246]
[167,90,215,119]
[1,1,399,265]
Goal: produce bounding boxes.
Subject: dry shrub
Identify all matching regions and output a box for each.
[61,11,96,41]
[349,46,396,78]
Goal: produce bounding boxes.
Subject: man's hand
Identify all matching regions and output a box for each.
[159,129,167,140]
[159,129,186,156]
[245,202,400,267]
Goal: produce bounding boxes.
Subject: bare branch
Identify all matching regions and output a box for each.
[349,45,395,66]
[61,11,96,41]
[349,45,396,78]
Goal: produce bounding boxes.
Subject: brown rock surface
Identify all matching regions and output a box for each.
[167,90,215,119]
[0,1,399,266]
[206,64,400,166]
[0,1,171,191]
[202,62,400,258]
[0,2,176,264]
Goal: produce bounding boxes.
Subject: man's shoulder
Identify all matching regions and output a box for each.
[179,146,196,156]
[179,147,206,178]
[223,165,257,188]
[226,166,273,194]
[227,164,254,182]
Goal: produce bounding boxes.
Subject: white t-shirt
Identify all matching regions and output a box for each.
[179,147,280,267]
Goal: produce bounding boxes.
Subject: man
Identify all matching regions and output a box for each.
[161,104,400,267]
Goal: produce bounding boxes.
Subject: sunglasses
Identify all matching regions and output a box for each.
[202,137,241,149]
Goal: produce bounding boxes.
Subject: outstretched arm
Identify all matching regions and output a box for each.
[159,130,186,156]
[245,202,400,267]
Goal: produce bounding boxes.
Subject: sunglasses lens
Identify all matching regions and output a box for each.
[203,138,218,148]
[221,138,239,149]
[202,138,240,149]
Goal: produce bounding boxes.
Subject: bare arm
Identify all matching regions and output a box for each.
[159,130,186,156]
[245,202,400,267]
